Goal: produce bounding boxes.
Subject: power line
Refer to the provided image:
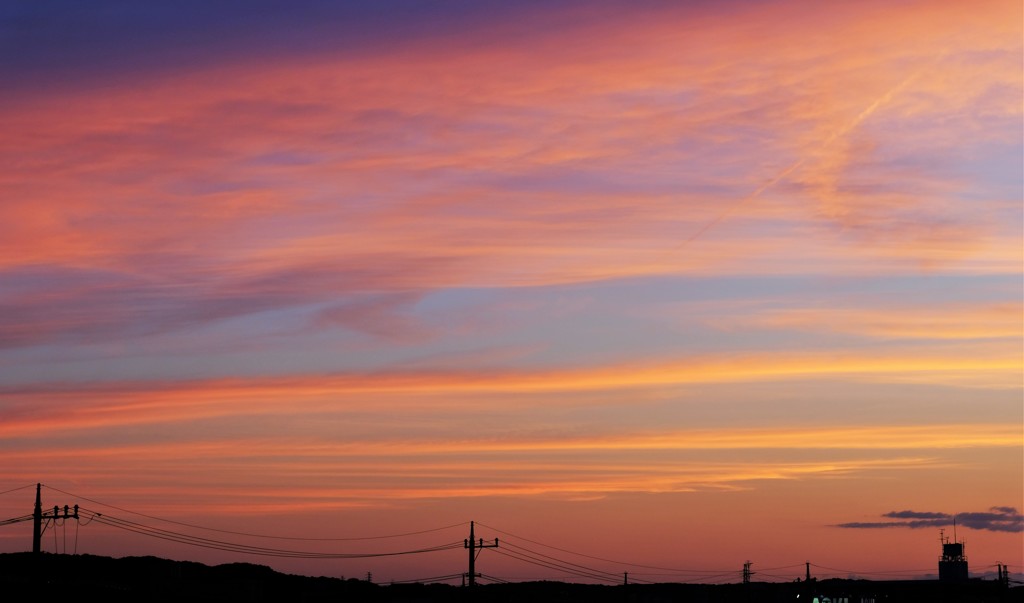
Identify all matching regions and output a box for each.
[487,540,654,585]
[493,548,614,582]
[80,507,463,559]
[388,573,465,584]
[757,563,805,572]
[0,514,34,527]
[476,521,734,574]
[41,484,465,541]
[502,541,628,582]
[809,562,934,577]
[477,521,809,584]
[757,572,801,581]
[684,571,742,584]
[0,484,36,498]
[493,547,621,584]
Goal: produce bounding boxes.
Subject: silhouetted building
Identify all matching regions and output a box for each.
[938,530,968,583]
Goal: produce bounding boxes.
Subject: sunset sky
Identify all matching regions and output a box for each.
[1,0,1021,584]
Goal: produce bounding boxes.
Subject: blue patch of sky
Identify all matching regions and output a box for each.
[423,272,1019,312]
[0,0,586,94]
[404,272,1019,369]
[954,141,1024,201]
[2,269,1015,385]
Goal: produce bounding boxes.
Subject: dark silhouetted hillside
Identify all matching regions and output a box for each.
[0,553,1019,602]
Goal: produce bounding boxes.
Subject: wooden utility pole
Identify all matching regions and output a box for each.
[32,483,41,554]
[464,521,498,587]
[31,484,78,554]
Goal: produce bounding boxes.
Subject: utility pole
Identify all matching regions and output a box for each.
[32,483,42,554]
[31,484,78,554]
[743,561,754,584]
[464,521,498,587]
[806,561,811,582]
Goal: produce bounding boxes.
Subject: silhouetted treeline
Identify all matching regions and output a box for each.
[0,553,1018,602]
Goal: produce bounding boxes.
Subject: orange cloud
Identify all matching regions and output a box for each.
[4,409,1019,523]
[2,340,1019,437]
[4,422,1016,515]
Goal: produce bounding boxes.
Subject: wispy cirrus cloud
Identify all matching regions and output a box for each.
[1,344,1020,437]
[0,429,974,511]
[0,20,1017,400]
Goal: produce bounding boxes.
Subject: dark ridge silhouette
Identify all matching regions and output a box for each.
[0,552,1018,602]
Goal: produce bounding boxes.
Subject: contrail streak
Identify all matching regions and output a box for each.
[668,62,931,253]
